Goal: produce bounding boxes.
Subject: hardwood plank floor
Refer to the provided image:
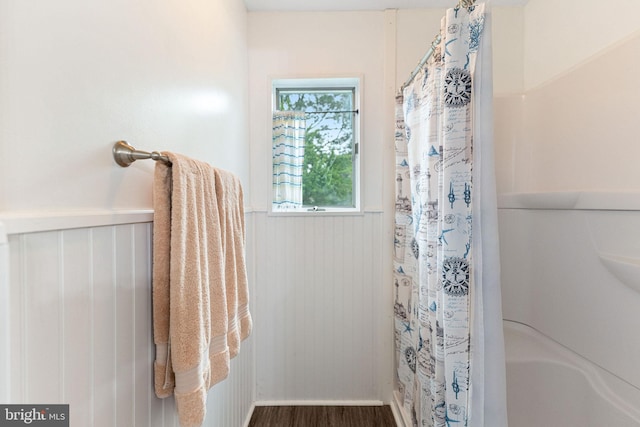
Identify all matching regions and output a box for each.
[248,405,397,427]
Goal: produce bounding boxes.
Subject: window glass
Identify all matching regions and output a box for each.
[272,79,360,213]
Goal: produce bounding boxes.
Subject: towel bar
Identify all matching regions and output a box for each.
[112,141,170,167]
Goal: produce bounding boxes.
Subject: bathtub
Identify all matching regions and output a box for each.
[500,192,640,427]
[505,320,640,427]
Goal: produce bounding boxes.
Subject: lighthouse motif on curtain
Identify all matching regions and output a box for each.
[393,4,487,427]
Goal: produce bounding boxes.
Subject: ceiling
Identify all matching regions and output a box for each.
[244,0,528,12]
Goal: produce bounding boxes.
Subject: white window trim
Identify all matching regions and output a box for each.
[269,76,362,216]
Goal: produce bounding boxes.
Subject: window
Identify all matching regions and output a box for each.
[271,78,360,213]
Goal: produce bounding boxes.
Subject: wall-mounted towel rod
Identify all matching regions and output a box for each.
[112,141,170,167]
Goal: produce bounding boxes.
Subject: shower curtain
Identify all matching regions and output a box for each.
[393,3,507,426]
[272,111,306,210]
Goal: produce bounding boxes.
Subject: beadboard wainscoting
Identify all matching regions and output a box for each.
[252,211,391,404]
[1,212,255,427]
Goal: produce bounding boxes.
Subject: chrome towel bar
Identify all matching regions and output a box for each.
[112,141,170,167]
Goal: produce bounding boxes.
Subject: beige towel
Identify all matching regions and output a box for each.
[214,168,252,361]
[152,152,231,427]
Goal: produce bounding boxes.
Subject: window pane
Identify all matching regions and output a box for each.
[276,88,356,209]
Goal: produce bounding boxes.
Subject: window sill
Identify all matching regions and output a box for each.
[258,206,384,217]
[268,208,363,217]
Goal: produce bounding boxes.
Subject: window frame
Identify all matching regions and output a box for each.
[270,77,362,215]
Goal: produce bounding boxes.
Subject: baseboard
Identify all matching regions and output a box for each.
[254,400,385,407]
[243,402,256,427]
[391,391,409,427]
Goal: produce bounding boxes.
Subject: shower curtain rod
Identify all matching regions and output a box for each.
[400,0,476,90]
[112,140,170,167]
[401,33,442,90]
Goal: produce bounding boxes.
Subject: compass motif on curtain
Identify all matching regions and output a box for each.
[442,256,470,296]
[444,68,472,107]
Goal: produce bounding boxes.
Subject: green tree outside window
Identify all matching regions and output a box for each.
[277,88,357,208]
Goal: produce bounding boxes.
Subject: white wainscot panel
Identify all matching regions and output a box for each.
[6,216,255,427]
[254,212,386,404]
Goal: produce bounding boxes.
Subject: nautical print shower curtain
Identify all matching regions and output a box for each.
[272,111,306,210]
[394,4,507,426]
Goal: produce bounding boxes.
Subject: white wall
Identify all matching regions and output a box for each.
[520,34,640,193]
[0,0,251,212]
[0,0,254,426]
[523,0,640,91]
[248,11,393,404]
[248,11,386,211]
[499,0,640,193]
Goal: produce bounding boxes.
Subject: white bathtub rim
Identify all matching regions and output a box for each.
[505,320,640,423]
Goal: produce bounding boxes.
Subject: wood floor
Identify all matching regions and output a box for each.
[248,405,397,427]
